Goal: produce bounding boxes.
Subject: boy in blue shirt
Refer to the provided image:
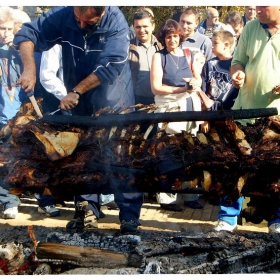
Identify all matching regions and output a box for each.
[201,30,243,232]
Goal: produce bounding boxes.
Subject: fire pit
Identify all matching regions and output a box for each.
[1,102,280,274]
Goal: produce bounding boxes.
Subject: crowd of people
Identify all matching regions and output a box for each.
[1,5,280,234]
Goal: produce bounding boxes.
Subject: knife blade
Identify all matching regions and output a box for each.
[49,109,61,115]
[27,90,43,118]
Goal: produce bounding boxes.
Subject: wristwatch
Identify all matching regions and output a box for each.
[71,90,82,98]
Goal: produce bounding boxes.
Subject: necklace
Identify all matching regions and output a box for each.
[169,53,180,69]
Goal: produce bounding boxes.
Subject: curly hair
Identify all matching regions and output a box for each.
[156,19,184,48]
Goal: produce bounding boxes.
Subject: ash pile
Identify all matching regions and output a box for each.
[1,226,280,275]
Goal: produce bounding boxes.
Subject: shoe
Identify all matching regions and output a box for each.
[269,223,280,233]
[3,206,18,219]
[20,192,33,199]
[184,200,203,209]
[66,201,98,230]
[120,220,138,234]
[160,204,182,212]
[105,201,118,210]
[84,209,98,229]
[213,220,237,232]
[38,205,60,217]
[54,199,67,208]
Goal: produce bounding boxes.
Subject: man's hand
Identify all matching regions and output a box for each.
[231,71,245,88]
[59,92,80,110]
[17,68,37,93]
[0,33,14,46]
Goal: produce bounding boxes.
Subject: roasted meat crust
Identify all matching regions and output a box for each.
[0,102,280,206]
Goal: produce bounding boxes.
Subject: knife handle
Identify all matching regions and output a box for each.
[27,90,34,97]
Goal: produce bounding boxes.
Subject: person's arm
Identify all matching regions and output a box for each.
[17,41,36,92]
[230,23,248,89]
[188,59,202,89]
[150,52,188,95]
[40,45,67,100]
[59,73,102,110]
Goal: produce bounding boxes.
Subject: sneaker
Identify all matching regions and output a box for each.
[66,201,98,230]
[3,206,18,219]
[184,200,203,209]
[38,205,60,217]
[213,220,237,232]
[120,220,138,234]
[269,223,280,233]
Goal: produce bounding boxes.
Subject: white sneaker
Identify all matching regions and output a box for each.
[213,220,237,232]
[38,205,60,217]
[268,223,280,233]
[3,207,18,219]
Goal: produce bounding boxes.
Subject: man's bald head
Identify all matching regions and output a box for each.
[206,7,220,27]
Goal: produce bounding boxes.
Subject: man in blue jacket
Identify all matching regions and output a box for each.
[14,6,143,234]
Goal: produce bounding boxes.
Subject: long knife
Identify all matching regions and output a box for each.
[27,90,43,118]
[49,109,61,115]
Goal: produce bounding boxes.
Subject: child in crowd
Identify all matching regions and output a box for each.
[201,30,238,112]
[201,30,242,232]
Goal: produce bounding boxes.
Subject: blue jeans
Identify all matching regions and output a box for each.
[34,193,56,207]
[268,206,280,227]
[219,196,280,227]
[218,196,244,226]
[0,187,20,208]
[74,192,143,223]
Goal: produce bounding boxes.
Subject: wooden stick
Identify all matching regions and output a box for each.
[40,108,278,127]
[35,242,143,268]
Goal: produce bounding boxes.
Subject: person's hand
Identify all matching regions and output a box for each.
[59,92,80,110]
[17,68,37,93]
[183,77,201,92]
[232,71,245,88]
[200,121,210,133]
[0,33,14,46]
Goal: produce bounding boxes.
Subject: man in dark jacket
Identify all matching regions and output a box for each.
[14,6,142,234]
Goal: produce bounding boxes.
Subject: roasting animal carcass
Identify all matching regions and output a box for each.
[0,100,280,213]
